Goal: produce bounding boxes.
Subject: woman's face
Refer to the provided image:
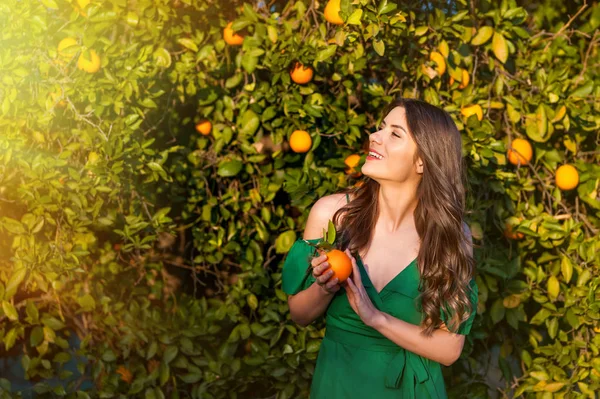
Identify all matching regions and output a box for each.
[361,106,423,183]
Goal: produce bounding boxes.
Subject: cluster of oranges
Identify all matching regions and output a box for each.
[56,37,101,74]
[214,2,580,218]
[504,137,579,240]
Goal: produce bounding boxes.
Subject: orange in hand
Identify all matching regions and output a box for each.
[326,249,352,282]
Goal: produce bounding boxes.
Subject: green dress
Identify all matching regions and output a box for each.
[281,232,478,398]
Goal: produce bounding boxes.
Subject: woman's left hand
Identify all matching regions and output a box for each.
[343,249,382,328]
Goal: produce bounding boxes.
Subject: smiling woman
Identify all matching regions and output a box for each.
[282,97,478,398]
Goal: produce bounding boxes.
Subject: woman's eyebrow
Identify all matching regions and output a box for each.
[381,121,407,133]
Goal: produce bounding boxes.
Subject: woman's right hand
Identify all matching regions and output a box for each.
[311,252,342,294]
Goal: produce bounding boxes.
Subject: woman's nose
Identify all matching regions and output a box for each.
[369,130,383,144]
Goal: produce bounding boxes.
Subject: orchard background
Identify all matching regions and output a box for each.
[0,0,599,397]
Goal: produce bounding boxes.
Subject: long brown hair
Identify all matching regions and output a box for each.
[333,98,476,337]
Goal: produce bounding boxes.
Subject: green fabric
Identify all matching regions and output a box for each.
[281,237,479,398]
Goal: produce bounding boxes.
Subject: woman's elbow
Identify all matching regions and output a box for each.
[442,346,463,366]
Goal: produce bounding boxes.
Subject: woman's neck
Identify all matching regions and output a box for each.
[376,183,419,233]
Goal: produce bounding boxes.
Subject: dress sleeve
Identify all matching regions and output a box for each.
[440,277,479,335]
[281,239,319,295]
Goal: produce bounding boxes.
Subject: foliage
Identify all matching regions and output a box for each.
[0,0,598,397]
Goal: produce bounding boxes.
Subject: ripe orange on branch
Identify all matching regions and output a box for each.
[507,138,533,166]
[324,0,343,25]
[555,164,579,191]
[290,62,313,84]
[77,49,101,73]
[195,120,212,136]
[289,130,312,153]
[224,22,244,46]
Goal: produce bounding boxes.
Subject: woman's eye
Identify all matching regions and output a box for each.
[392,132,401,138]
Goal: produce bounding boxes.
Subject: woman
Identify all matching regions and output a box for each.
[281,98,479,398]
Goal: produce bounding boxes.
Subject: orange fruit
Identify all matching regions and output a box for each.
[57,37,78,61]
[450,69,470,89]
[77,49,101,73]
[344,154,361,176]
[555,164,579,191]
[324,0,343,25]
[289,130,312,153]
[504,220,524,240]
[116,366,133,384]
[461,104,483,121]
[429,51,446,76]
[507,138,533,166]
[290,62,313,84]
[326,249,352,282]
[224,22,244,46]
[195,120,212,136]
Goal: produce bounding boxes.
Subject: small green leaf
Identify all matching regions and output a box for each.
[316,45,337,62]
[347,9,363,25]
[492,32,509,63]
[326,220,336,245]
[530,308,552,325]
[2,301,18,321]
[275,231,296,254]
[471,26,494,45]
[153,48,172,68]
[163,346,178,364]
[414,26,428,36]
[217,160,243,177]
[41,0,59,9]
[177,38,198,52]
[4,328,18,351]
[373,40,385,56]
[247,294,258,310]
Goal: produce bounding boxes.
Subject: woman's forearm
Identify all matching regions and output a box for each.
[370,312,463,366]
[288,282,336,327]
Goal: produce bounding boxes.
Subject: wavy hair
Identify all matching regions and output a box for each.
[333,98,476,337]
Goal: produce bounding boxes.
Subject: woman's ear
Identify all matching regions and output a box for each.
[416,157,424,174]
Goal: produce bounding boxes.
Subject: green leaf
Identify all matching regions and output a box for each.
[530,308,552,325]
[41,0,59,9]
[153,48,172,68]
[4,328,18,351]
[347,9,363,25]
[217,160,243,177]
[571,81,593,98]
[471,26,494,45]
[42,316,66,330]
[2,301,18,321]
[378,0,397,15]
[275,231,296,254]
[163,346,178,364]
[77,294,96,311]
[490,298,505,324]
[241,54,258,73]
[30,326,44,347]
[326,220,336,245]
[5,268,27,299]
[1,217,25,235]
[247,294,258,310]
[414,26,428,36]
[373,40,385,56]
[492,32,509,63]
[239,109,260,137]
[560,255,573,283]
[177,38,198,52]
[316,45,337,62]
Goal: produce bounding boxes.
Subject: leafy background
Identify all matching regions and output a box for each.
[0,0,598,397]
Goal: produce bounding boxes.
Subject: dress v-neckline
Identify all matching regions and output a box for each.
[356,253,418,296]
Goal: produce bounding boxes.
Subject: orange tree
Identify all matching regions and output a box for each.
[0,0,599,397]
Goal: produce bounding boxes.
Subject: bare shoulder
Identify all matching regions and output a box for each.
[303,193,348,240]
